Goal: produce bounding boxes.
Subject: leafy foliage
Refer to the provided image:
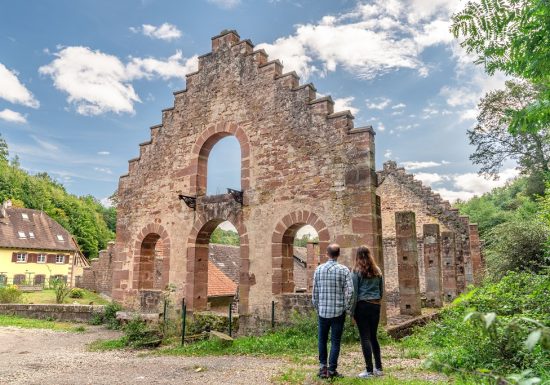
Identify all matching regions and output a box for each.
[451,0,550,134]
[294,234,319,247]
[68,288,85,299]
[0,285,22,303]
[51,277,71,304]
[469,81,550,184]
[0,141,114,257]
[209,227,240,245]
[403,270,550,382]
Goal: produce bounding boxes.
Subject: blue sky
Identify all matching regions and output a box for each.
[0,0,518,206]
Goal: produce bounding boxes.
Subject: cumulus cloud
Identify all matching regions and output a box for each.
[391,103,406,109]
[39,46,197,116]
[0,63,39,108]
[414,172,448,186]
[366,97,391,110]
[207,0,241,9]
[100,197,113,208]
[256,0,465,80]
[383,149,393,159]
[138,23,182,41]
[402,160,445,170]
[0,109,27,124]
[333,96,359,115]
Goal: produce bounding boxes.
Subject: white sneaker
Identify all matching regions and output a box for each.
[358,370,374,378]
[374,369,384,376]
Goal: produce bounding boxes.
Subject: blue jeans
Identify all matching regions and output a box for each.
[318,312,346,372]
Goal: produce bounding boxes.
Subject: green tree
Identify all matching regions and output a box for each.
[468,80,549,194]
[0,133,8,163]
[210,227,240,245]
[451,0,550,134]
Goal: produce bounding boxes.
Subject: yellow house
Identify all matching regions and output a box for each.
[0,200,89,288]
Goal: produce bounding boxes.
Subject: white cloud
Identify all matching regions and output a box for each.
[383,149,392,159]
[434,188,476,202]
[0,108,26,124]
[377,122,386,132]
[366,97,391,110]
[0,63,39,108]
[219,220,238,232]
[100,197,113,208]
[97,151,110,155]
[207,0,241,9]
[257,0,463,80]
[414,172,448,186]
[391,103,406,109]
[333,96,359,115]
[402,160,444,170]
[31,135,58,152]
[94,167,113,174]
[126,51,198,80]
[40,46,197,116]
[139,23,182,41]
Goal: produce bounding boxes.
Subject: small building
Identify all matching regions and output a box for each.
[0,200,88,288]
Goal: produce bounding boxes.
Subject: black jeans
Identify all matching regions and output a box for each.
[318,312,346,372]
[354,301,382,372]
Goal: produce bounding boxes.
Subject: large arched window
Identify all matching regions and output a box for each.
[207,136,241,196]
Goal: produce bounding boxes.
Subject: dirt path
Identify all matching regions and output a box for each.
[0,326,282,385]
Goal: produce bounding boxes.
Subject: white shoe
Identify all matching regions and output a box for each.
[358,370,374,378]
[373,369,384,376]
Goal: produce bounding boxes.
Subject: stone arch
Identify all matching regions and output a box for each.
[186,214,249,313]
[133,224,171,290]
[190,121,251,196]
[271,211,330,295]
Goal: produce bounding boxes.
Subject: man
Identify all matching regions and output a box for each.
[312,243,353,379]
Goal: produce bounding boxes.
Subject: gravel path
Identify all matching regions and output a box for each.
[0,326,282,385]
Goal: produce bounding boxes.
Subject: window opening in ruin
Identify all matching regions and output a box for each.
[137,233,164,290]
[190,220,241,314]
[206,136,241,196]
[281,225,319,294]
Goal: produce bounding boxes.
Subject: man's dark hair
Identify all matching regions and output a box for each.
[327,243,340,258]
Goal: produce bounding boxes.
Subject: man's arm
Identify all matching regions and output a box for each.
[344,269,354,310]
[312,269,319,309]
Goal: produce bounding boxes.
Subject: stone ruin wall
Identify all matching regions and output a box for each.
[111,30,380,319]
[377,161,475,309]
[79,242,114,296]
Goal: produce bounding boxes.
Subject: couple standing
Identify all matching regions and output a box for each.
[312,243,384,379]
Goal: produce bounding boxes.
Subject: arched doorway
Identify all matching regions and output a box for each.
[133,224,171,291]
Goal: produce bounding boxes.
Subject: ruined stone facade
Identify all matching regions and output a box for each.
[111,30,380,318]
[377,161,481,308]
[79,242,114,296]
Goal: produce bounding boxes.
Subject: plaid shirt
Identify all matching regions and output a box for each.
[312,259,354,318]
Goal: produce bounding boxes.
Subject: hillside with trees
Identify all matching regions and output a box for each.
[0,134,115,258]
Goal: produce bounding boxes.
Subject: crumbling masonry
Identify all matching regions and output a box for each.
[111,30,381,319]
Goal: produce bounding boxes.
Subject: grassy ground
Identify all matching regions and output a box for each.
[21,289,110,305]
[0,314,86,332]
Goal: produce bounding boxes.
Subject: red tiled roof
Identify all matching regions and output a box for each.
[208,261,237,298]
[0,206,77,252]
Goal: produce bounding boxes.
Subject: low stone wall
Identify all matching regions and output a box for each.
[0,304,105,323]
[386,312,440,339]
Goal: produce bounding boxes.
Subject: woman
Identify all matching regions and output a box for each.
[350,246,384,378]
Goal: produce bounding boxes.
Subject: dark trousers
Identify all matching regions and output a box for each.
[318,312,346,372]
[354,301,382,372]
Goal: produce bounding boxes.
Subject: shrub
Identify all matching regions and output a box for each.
[103,302,122,329]
[50,278,70,304]
[123,318,163,348]
[0,285,22,303]
[69,288,84,299]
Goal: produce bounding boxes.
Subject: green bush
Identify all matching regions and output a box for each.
[68,288,85,298]
[103,302,122,329]
[123,319,163,348]
[403,270,550,381]
[0,285,22,303]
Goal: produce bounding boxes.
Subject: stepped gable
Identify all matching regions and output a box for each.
[119,29,371,182]
[377,160,469,236]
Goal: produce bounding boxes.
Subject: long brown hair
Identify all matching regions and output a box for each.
[354,246,382,278]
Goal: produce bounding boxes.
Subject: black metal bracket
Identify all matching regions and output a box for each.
[178,194,197,210]
[227,188,244,205]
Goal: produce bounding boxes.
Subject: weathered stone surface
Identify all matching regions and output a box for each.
[209,330,234,346]
[0,304,104,322]
[441,231,458,301]
[422,224,443,307]
[111,30,380,320]
[469,224,483,284]
[79,242,114,296]
[395,211,421,316]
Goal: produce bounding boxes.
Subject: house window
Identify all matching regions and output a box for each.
[16,253,27,263]
[21,213,29,220]
[18,231,26,239]
[56,234,64,241]
[29,232,35,239]
[37,254,46,263]
[55,255,65,264]
[34,274,45,286]
[0,274,7,286]
[13,274,25,285]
